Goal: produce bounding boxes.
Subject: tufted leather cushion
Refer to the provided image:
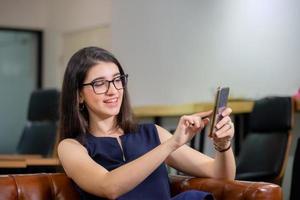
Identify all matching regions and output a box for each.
[0,173,80,200]
[0,173,282,200]
[170,175,282,200]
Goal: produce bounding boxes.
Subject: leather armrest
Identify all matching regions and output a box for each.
[169,175,282,200]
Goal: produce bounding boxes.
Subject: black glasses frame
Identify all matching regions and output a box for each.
[82,74,128,94]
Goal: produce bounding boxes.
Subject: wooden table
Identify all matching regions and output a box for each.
[0,156,60,169]
[0,154,42,160]
[0,160,27,168]
[25,158,60,166]
[133,100,254,118]
[133,99,299,118]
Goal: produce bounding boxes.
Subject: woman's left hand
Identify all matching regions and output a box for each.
[212,107,235,151]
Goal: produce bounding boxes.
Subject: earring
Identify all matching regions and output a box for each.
[79,103,85,111]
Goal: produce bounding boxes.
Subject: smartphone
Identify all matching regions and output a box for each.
[209,87,230,137]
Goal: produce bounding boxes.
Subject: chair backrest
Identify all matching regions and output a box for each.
[249,96,292,132]
[27,89,60,122]
[290,137,300,200]
[236,96,293,185]
[17,89,60,157]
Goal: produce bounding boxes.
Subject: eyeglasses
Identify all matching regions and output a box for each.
[82,74,128,94]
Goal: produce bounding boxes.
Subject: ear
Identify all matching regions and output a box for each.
[79,91,84,104]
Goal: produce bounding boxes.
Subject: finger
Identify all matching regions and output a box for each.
[192,115,209,129]
[217,129,234,139]
[182,115,196,127]
[202,118,210,126]
[194,110,213,118]
[215,123,234,138]
[216,116,231,129]
[222,107,232,117]
[193,117,201,128]
[185,120,190,127]
[213,135,232,145]
[215,124,230,138]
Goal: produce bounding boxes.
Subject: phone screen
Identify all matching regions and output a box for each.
[209,87,230,137]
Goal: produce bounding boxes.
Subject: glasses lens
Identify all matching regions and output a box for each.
[92,75,128,94]
[93,80,107,94]
[113,75,127,90]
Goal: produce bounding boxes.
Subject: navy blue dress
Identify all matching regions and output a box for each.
[75,123,214,200]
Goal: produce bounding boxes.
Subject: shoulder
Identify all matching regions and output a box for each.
[57,139,88,162]
[57,138,90,177]
[58,138,85,151]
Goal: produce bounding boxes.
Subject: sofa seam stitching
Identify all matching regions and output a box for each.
[46,173,55,199]
[10,175,20,200]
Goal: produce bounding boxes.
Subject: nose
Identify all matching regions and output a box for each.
[105,81,118,95]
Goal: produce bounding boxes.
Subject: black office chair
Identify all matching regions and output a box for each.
[236,97,293,185]
[16,89,60,157]
[290,137,300,200]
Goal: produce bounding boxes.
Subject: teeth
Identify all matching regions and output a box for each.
[105,98,117,103]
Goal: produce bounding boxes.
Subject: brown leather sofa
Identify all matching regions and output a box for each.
[0,173,282,200]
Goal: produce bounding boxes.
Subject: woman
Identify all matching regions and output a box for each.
[58,47,235,200]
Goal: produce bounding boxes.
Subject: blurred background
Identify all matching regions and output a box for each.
[0,0,300,199]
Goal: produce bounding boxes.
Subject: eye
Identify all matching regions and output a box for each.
[114,76,122,82]
[93,80,105,87]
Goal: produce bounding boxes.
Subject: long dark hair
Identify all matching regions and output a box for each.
[59,47,137,142]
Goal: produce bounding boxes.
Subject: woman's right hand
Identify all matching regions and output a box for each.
[170,111,212,147]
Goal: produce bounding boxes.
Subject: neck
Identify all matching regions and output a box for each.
[89,115,121,137]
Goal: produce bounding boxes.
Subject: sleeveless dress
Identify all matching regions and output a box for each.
[75,123,214,200]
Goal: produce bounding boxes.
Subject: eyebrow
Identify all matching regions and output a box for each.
[91,73,121,82]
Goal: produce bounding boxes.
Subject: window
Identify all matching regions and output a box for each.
[0,28,42,153]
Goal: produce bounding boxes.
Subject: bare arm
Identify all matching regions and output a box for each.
[158,108,236,180]
[58,138,178,199]
[58,110,232,199]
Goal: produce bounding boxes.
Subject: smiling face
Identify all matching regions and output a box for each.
[80,62,124,121]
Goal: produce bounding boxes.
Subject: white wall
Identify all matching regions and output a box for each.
[44,0,112,88]
[112,0,300,106]
[0,0,47,29]
[46,0,111,32]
